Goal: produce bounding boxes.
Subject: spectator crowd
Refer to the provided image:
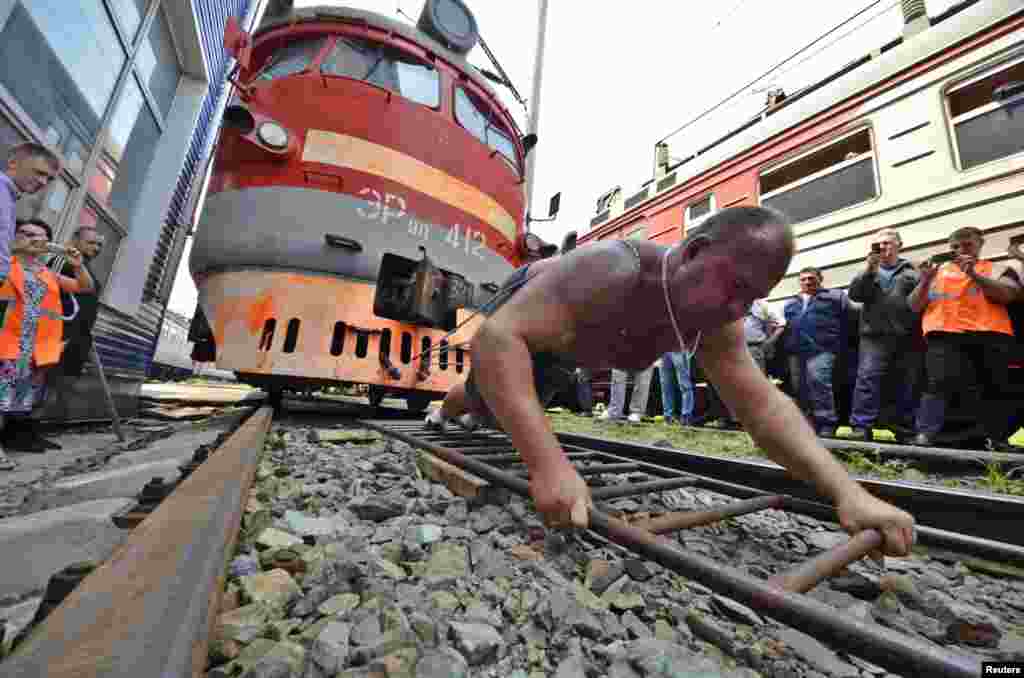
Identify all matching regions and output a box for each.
[0,143,105,470]
[3,138,1024,471]
[581,226,1024,452]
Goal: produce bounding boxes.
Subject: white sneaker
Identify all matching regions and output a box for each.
[457,413,481,432]
[424,410,447,431]
[627,413,642,424]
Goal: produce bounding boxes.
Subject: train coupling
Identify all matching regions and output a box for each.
[373,248,472,330]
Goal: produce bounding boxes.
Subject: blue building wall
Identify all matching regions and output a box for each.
[93,0,253,377]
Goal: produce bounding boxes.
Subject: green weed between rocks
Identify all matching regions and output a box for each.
[546,410,757,458]
[977,460,1024,496]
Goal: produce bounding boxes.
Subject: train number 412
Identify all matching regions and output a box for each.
[445,224,486,259]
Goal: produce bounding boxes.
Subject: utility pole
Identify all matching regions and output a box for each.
[523,0,549,224]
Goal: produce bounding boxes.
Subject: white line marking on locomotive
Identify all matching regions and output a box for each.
[356,186,490,259]
[356,187,383,220]
[382,193,407,225]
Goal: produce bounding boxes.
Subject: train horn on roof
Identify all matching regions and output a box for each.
[418,0,480,55]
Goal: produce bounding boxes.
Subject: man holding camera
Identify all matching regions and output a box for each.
[847,230,921,442]
[909,227,1022,448]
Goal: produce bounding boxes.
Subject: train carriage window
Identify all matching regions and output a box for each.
[686,194,716,231]
[760,128,877,224]
[947,59,1024,170]
[454,88,519,173]
[256,37,326,81]
[322,37,439,108]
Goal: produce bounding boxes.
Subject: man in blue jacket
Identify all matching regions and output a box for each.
[784,267,849,437]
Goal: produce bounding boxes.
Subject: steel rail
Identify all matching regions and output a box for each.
[819,436,1023,466]
[361,419,982,678]
[4,407,274,678]
[682,425,1022,466]
[556,431,1024,549]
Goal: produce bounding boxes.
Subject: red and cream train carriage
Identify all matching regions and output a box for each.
[578,0,1024,435]
[190,1,543,409]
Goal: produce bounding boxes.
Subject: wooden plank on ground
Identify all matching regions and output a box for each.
[416,450,491,499]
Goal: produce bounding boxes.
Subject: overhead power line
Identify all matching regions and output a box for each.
[656,0,886,146]
[765,0,902,90]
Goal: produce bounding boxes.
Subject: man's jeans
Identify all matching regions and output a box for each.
[659,352,693,420]
[608,365,654,418]
[788,352,838,429]
[850,336,919,429]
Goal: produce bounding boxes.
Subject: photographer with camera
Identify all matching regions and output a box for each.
[908,227,1022,448]
[847,229,921,442]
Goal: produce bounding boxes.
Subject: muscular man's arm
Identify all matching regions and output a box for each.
[699,320,861,500]
[470,319,589,526]
[698,320,914,555]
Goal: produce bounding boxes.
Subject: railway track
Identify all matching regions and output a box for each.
[360,420,1024,677]
[3,402,1023,677]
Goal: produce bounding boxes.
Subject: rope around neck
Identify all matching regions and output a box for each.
[662,245,701,362]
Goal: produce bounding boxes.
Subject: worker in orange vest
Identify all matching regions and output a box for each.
[908,227,1022,448]
[0,220,93,470]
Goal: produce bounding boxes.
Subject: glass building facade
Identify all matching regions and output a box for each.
[0,0,255,416]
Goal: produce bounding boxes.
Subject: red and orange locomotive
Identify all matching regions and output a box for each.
[190,1,544,410]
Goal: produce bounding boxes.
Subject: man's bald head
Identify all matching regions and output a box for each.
[689,206,793,254]
[685,205,793,281]
[670,206,793,330]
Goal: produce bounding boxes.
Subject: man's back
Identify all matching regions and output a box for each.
[487,240,671,370]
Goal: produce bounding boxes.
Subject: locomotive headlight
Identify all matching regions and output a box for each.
[257,121,289,149]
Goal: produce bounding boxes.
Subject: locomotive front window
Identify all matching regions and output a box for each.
[256,37,325,81]
[454,88,518,173]
[322,37,439,108]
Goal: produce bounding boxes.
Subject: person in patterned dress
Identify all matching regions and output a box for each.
[0,220,92,470]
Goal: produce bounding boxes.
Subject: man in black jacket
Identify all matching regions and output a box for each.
[55,226,104,380]
[847,229,921,442]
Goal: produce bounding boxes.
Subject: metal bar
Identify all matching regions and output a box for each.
[477,452,592,465]
[770,529,884,594]
[820,437,1020,466]
[90,343,125,442]
[587,512,979,678]
[630,495,786,533]
[449,446,518,455]
[514,461,639,479]
[591,477,698,500]
[575,463,642,475]
[5,408,273,678]
[555,431,1024,549]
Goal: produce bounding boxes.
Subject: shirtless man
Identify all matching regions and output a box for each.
[429,206,915,557]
